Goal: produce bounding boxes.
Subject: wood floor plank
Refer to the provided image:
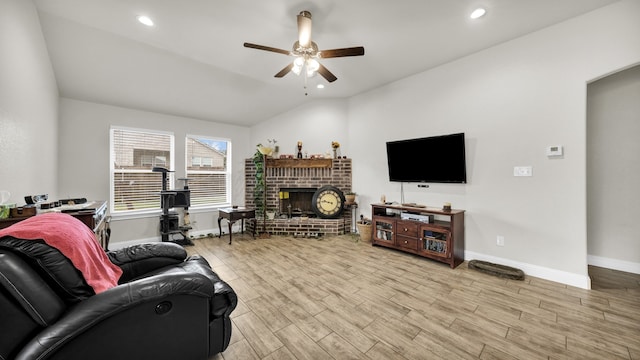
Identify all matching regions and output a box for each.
[317,332,371,360]
[320,293,376,329]
[364,341,408,360]
[274,324,333,360]
[245,296,292,332]
[261,346,298,360]
[314,308,378,353]
[566,332,632,359]
[479,344,520,360]
[362,316,421,344]
[231,313,283,358]
[217,338,260,360]
[278,300,333,343]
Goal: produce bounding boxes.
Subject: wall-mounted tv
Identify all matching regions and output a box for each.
[386,132,467,183]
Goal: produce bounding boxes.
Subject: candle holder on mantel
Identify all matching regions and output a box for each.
[297,141,303,159]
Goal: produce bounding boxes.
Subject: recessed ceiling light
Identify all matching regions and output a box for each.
[137,15,154,27]
[317,84,325,89]
[470,8,487,19]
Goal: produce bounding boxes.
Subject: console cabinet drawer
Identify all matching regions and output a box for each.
[396,235,418,250]
[396,221,419,237]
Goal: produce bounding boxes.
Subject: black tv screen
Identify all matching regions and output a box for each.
[386,133,467,183]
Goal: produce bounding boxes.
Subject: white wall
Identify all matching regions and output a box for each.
[58,98,251,245]
[252,1,640,288]
[250,99,350,158]
[587,64,640,273]
[0,0,59,203]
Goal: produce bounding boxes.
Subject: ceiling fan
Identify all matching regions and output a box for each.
[244,10,364,83]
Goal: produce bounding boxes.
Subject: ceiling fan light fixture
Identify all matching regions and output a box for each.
[292,57,304,75]
[244,10,364,85]
[136,15,154,27]
[306,59,319,73]
[470,8,487,19]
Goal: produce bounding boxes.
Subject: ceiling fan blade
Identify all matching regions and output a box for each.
[297,11,312,48]
[244,42,291,56]
[319,46,365,58]
[275,63,294,78]
[317,63,337,83]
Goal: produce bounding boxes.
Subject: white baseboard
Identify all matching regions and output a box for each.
[588,254,640,275]
[465,251,592,290]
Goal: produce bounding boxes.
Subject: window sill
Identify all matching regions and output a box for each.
[110,209,162,221]
[110,205,232,221]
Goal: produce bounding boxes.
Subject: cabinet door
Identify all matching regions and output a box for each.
[419,225,451,258]
[373,218,394,244]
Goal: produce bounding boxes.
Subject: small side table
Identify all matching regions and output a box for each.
[218,208,256,244]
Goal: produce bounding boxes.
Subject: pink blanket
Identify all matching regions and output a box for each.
[0,212,122,294]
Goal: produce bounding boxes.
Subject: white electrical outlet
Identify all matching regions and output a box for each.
[496,235,505,246]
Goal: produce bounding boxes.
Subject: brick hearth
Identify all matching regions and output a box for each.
[245,158,354,236]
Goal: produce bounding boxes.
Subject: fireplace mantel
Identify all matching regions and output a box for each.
[266,158,333,168]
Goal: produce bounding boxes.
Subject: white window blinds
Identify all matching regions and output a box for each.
[111,128,174,213]
[185,136,230,207]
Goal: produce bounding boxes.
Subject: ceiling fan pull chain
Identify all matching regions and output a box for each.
[303,70,309,96]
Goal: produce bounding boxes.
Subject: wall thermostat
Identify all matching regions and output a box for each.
[547,145,563,157]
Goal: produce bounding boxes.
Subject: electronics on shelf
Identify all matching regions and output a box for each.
[400,212,434,223]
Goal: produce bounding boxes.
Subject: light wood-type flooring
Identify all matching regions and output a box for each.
[187,234,640,360]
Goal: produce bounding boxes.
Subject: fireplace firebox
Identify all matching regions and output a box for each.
[279,187,316,217]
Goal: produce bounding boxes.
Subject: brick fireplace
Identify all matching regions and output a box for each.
[244,158,354,236]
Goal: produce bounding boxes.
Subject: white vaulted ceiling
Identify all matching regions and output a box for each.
[34,0,619,126]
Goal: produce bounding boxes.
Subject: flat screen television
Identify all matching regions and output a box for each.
[386,132,467,183]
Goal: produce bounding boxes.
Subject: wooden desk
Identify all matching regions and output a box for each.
[217,208,255,244]
[0,201,111,250]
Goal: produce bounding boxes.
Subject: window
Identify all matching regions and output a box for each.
[111,127,174,213]
[186,136,230,207]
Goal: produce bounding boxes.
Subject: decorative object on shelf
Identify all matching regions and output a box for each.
[0,190,13,219]
[443,202,451,211]
[0,190,10,205]
[311,185,345,219]
[267,139,279,158]
[297,141,303,159]
[331,141,340,159]
[356,216,372,243]
[380,194,386,203]
[257,144,273,157]
[345,191,356,204]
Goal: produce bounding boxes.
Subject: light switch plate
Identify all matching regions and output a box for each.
[514,166,532,176]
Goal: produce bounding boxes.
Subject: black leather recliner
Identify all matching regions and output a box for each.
[0,237,237,360]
